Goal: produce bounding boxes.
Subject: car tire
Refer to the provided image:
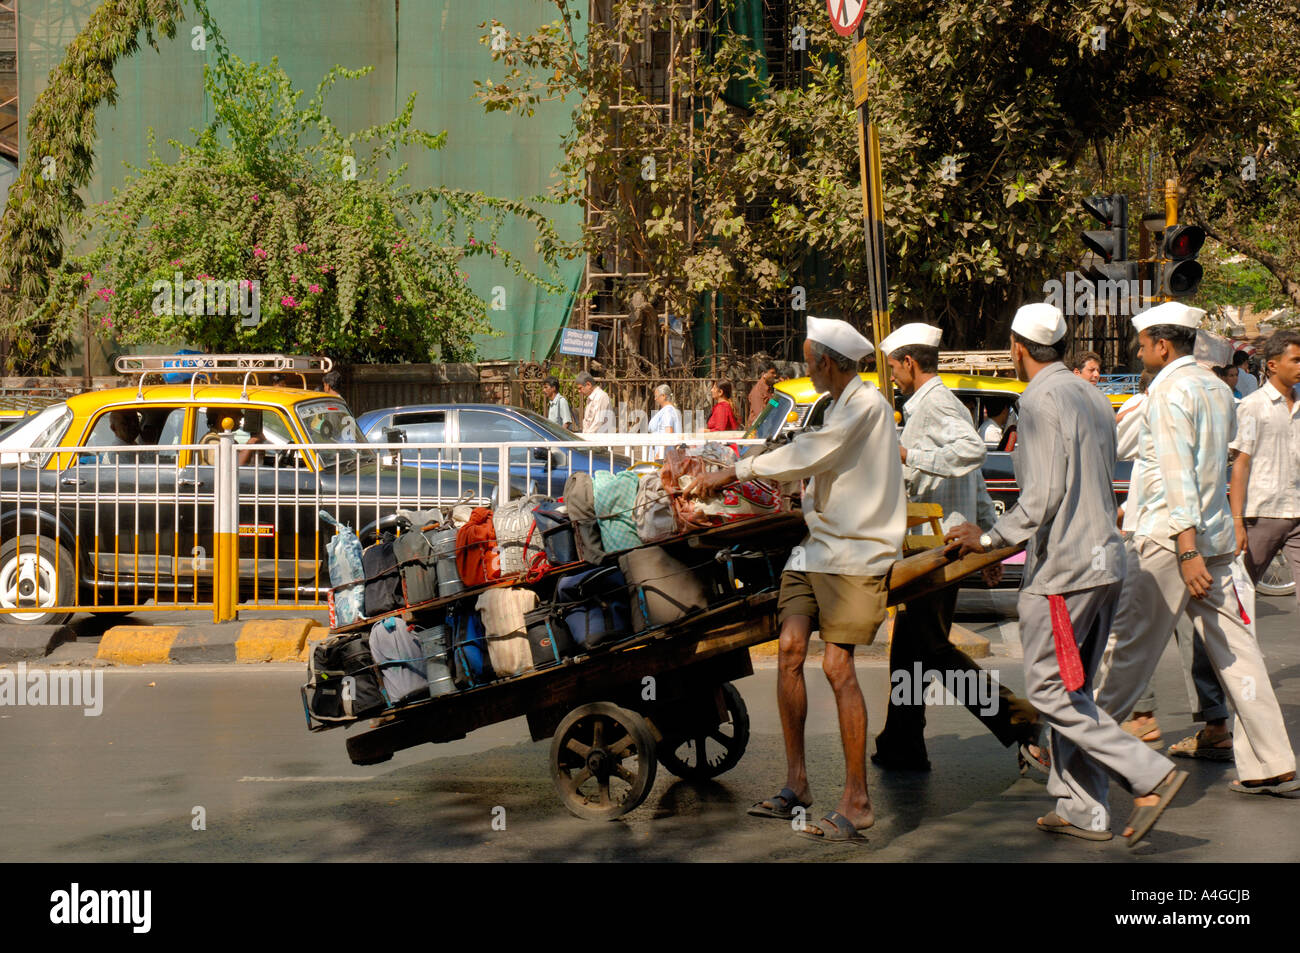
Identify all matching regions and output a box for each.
[0,535,76,625]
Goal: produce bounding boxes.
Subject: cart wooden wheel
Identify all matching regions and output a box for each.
[657,682,750,781]
[550,702,658,820]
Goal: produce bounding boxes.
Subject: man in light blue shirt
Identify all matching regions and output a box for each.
[1094,303,1299,797]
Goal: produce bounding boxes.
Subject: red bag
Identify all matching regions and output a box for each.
[456,507,501,586]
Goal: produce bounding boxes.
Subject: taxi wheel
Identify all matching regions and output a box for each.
[0,535,75,625]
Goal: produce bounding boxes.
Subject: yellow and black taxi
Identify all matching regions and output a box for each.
[0,355,507,624]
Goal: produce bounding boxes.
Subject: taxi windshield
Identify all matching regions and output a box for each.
[295,398,361,445]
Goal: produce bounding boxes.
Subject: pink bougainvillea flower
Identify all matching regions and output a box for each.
[253,246,268,259]
[82,273,93,284]
[467,238,476,246]
[96,288,115,301]
[239,279,253,289]
[293,243,307,254]
[281,295,298,308]
[394,295,402,303]
[290,274,298,283]
[251,194,259,203]
[100,316,113,328]
[171,259,182,266]
[308,283,322,294]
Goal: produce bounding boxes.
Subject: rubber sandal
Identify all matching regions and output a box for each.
[1018,742,1050,777]
[1121,716,1162,746]
[1125,770,1189,848]
[1036,811,1113,841]
[797,810,870,846]
[1168,730,1233,762]
[1229,776,1300,798]
[748,787,811,819]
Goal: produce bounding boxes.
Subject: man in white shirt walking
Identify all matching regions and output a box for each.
[1230,329,1300,614]
[690,316,905,845]
[1093,303,1298,798]
[577,371,614,434]
[873,322,1045,774]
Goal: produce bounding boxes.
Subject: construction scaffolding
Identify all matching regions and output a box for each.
[575,0,807,386]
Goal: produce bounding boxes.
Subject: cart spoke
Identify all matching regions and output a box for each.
[572,767,592,787]
[614,763,635,784]
[592,718,605,748]
[597,777,611,805]
[608,732,636,758]
[709,728,733,750]
[565,737,591,759]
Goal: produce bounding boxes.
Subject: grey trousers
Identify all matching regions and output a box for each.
[1244,516,1300,615]
[1020,583,1173,831]
[1104,536,1229,721]
[1094,536,1297,781]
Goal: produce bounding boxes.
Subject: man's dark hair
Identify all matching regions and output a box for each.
[890,343,939,374]
[984,396,1011,416]
[1232,349,1251,368]
[543,375,560,390]
[1011,331,1067,364]
[1261,329,1300,370]
[1142,324,1197,356]
[1070,350,1102,371]
[761,361,777,374]
[322,370,341,390]
[715,379,733,400]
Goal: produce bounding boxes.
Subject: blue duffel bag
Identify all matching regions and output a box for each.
[554,565,631,650]
[448,608,495,689]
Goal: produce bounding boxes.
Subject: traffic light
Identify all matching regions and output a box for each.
[1157,224,1205,297]
[1080,193,1137,286]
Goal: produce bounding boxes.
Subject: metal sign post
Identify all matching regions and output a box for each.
[846,22,893,407]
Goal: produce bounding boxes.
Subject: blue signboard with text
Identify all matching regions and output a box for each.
[558,327,599,358]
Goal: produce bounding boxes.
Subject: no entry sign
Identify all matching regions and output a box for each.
[826,0,866,36]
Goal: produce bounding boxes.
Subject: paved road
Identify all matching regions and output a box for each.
[2,596,1296,862]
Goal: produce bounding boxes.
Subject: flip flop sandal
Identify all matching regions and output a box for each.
[748,787,811,820]
[1125,770,1189,849]
[1018,743,1051,777]
[1121,718,1162,746]
[797,810,870,846]
[1229,777,1300,798]
[1168,730,1234,762]
[1036,811,1113,841]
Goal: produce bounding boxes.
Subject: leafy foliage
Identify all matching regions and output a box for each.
[0,0,184,373]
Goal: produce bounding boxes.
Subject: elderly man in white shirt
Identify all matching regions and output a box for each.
[577,371,614,434]
[690,315,905,845]
[872,322,1045,775]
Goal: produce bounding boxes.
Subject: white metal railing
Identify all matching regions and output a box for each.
[0,434,764,622]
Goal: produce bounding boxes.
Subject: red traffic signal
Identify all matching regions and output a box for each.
[1163,225,1205,260]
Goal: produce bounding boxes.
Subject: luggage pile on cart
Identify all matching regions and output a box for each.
[301,445,808,818]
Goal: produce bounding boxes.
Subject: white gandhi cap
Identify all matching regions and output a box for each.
[1011,302,1067,346]
[879,322,942,356]
[1131,301,1207,333]
[806,315,875,361]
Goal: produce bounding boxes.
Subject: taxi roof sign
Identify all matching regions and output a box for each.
[115,354,333,375]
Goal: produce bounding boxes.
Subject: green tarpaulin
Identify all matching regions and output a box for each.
[17,0,584,361]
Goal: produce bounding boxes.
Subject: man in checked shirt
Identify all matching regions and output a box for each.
[872,322,1048,775]
[1093,302,1300,798]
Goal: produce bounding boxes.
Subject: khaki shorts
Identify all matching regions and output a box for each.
[778,570,890,646]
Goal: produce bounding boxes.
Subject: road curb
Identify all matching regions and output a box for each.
[0,625,76,662]
[94,619,318,665]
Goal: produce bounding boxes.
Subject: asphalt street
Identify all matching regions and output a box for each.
[2,594,1297,863]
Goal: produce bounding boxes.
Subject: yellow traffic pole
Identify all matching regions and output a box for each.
[213,427,239,623]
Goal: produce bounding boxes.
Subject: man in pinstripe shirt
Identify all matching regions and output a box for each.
[1093,303,1299,797]
[872,322,1045,774]
[948,303,1185,847]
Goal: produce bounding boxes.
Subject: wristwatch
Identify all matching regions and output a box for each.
[979,533,994,550]
[1177,549,1202,563]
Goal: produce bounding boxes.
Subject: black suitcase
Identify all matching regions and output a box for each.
[309,633,386,720]
[393,529,438,607]
[524,606,576,667]
[362,537,403,617]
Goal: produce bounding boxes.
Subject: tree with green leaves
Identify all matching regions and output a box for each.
[3,0,568,370]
